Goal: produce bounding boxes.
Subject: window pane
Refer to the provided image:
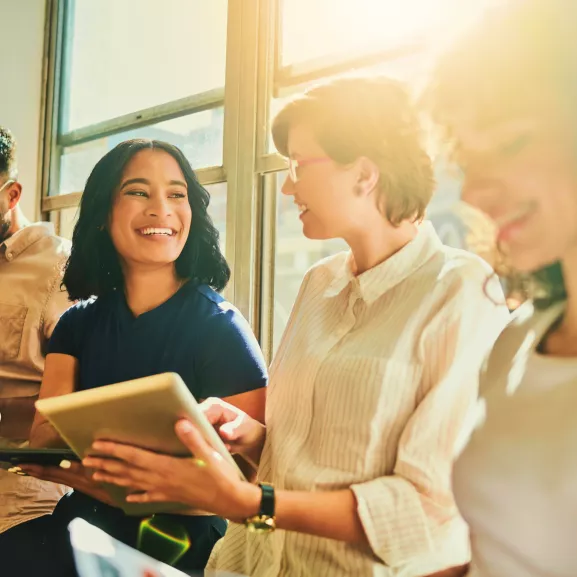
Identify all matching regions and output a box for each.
[50,206,79,240]
[57,109,224,195]
[205,182,227,256]
[63,0,227,131]
[272,171,347,352]
[280,0,493,67]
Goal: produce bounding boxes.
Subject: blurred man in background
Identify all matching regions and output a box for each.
[0,126,71,538]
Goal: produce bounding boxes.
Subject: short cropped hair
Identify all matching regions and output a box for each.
[272,77,434,225]
[0,126,17,179]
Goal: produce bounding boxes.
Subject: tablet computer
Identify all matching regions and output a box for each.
[35,372,246,516]
[0,448,79,473]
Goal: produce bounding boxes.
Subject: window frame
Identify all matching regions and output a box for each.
[39,0,430,363]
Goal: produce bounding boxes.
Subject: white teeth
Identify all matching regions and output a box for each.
[495,203,535,228]
[139,227,174,236]
[297,204,308,214]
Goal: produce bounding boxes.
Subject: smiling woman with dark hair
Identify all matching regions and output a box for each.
[63,139,230,300]
[0,139,267,577]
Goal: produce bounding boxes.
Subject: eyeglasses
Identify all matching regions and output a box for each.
[0,179,15,193]
[287,157,331,183]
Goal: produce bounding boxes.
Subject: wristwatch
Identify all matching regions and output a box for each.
[245,482,276,533]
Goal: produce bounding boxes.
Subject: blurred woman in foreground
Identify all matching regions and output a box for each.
[425,0,577,574]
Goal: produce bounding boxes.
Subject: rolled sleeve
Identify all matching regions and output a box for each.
[352,272,509,567]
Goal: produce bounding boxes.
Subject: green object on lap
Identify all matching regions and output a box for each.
[137,515,191,566]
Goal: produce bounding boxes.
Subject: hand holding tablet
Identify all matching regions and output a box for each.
[35,373,245,515]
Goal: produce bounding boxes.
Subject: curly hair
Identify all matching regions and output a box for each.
[63,139,230,300]
[0,126,17,179]
[272,77,434,225]
[425,0,577,307]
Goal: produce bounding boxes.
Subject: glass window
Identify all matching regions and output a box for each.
[205,182,228,255]
[279,0,494,67]
[51,206,79,240]
[57,108,224,195]
[272,171,346,352]
[62,0,228,132]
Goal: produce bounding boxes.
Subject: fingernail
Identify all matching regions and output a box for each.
[59,460,71,469]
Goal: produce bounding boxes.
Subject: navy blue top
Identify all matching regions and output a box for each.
[49,282,268,398]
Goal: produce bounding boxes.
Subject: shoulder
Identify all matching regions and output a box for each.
[431,245,494,288]
[487,301,563,369]
[55,297,100,328]
[190,284,253,332]
[192,284,240,317]
[27,224,71,261]
[420,245,500,306]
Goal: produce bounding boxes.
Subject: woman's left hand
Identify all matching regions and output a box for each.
[19,461,117,506]
[83,419,260,523]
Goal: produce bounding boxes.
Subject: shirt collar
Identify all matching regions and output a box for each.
[324,221,443,304]
[1,222,56,261]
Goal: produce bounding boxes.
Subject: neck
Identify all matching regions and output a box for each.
[345,218,418,275]
[6,206,30,238]
[559,248,577,335]
[123,264,183,317]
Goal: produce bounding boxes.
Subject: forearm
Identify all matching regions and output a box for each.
[275,489,367,545]
[29,420,66,448]
[236,485,368,545]
[0,397,37,440]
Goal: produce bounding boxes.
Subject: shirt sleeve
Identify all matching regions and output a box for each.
[350,271,510,568]
[47,304,83,359]
[196,304,268,400]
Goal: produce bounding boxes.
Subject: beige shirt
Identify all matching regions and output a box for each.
[210,222,510,577]
[0,222,72,533]
[454,301,577,577]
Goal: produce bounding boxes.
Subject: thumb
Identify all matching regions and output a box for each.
[175,419,212,461]
[219,414,246,441]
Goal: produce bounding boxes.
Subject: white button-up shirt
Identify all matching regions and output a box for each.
[210,222,509,576]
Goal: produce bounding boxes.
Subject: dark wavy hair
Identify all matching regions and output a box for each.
[425,0,576,308]
[63,139,230,300]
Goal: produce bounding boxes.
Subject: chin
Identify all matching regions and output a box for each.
[508,245,563,274]
[302,225,335,241]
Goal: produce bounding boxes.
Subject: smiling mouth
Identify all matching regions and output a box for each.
[296,203,308,216]
[495,203,536,241]
[136,227,177,237]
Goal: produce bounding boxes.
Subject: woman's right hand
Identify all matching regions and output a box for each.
[201,397,266,468]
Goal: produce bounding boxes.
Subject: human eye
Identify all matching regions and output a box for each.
[499,132,532,158]
[124,189,148,197]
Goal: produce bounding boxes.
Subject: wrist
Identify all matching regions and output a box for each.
[229,481,261,524]
[243,423,267,467]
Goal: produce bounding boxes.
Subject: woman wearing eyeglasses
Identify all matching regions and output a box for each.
[84,77,509,577]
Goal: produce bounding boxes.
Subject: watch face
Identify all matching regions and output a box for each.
[246,516,275,534]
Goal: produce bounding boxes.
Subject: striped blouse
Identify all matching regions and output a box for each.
[209,222,509,576]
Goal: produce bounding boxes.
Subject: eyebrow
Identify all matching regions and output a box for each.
[120,178,188,190]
